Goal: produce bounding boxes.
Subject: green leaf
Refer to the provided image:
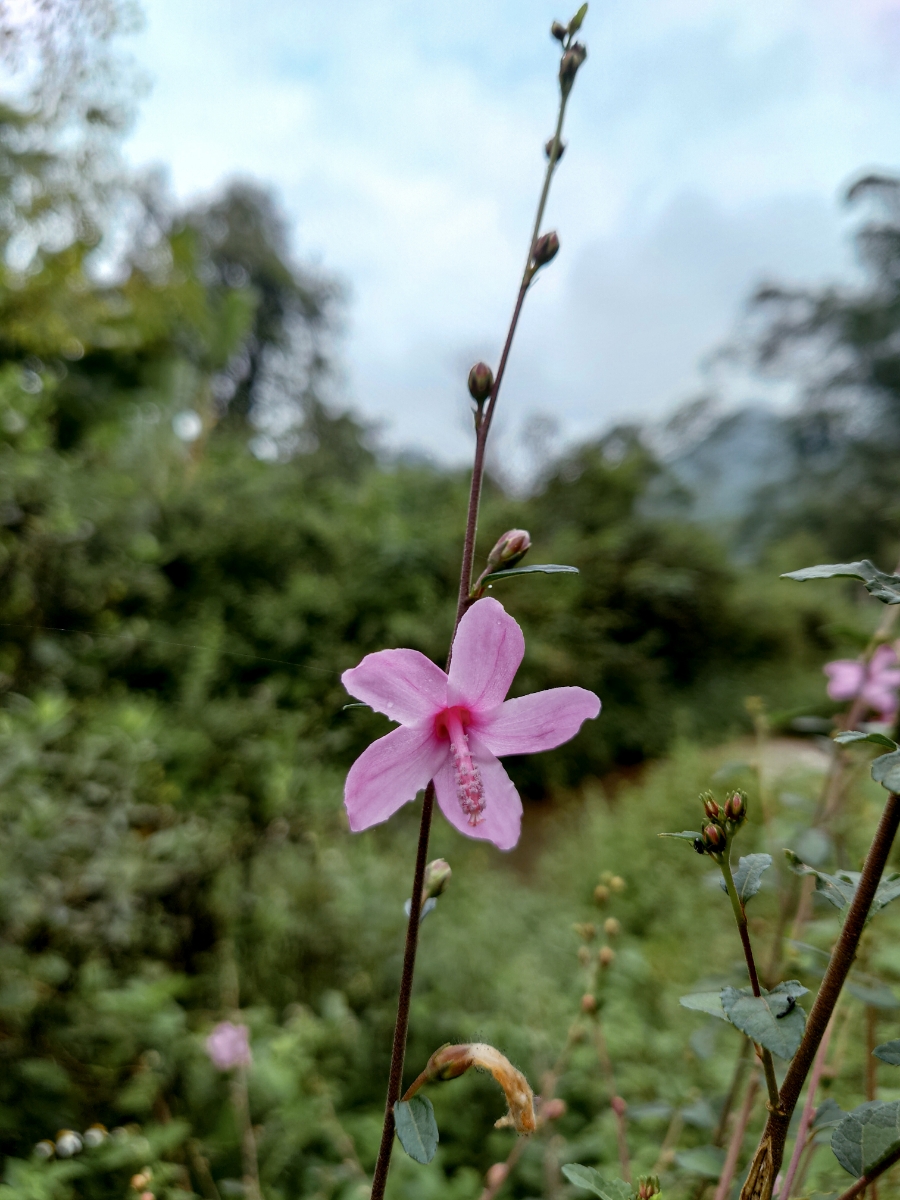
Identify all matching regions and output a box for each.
[782,560,900,605]
[832,1100,900,1177]
[568,3,589,33]
[675,1146,726,1178]
[872,751,900,793]
[814,1098,846,1130]
[718,853,772,902]
[835,730,899,749]
[659,830,701,842]
[875,1040,900,1065]
[720,981,808,1059]
[847,981,900,1010]
[481,563,579,583]
[394,1096,438,1165]
[561,1165,632,1200]
[679,991,729,1021]
[784,852,900,916]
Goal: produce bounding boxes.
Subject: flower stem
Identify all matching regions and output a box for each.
[719,853,781,1111]
[776,1011,835,1200]
[740,789,900,1200]
[713,1070,760,1200]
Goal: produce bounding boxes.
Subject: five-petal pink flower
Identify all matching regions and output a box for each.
[824,644,900,723]
[341,597,601,850]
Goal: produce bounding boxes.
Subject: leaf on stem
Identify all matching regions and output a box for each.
[846,981,900,1009]
[394,1096,439,1165]
[720,981,808,1059]
[874,1040,900,1065]
[784,852,900,916]
[561,1166,633,1200]
[568,3,589,33]
[782,560,900,604]
[718,853,772,902]
[832,1099,900,1177]
[814,1098,847,1131]
[674,1146,726,1178]
[481,563,579,583]
[659,830,702,842]
[679,991,729,1021]
[835,730,899,750]
[872,750,900,793]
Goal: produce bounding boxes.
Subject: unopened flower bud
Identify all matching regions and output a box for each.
[140,1193,154,1200]
[541,1097,567,1122]
[604,917,620,938]
[610,1095,627,1117]
[638,1175,661,1199]
[425,1043,474,1082]
[573,921,596,941]
[423,858,452,900]
[599,945,615,968]
[467,361,494,404]
[545,137,567,161]
[702,792,721,822]
[35,1140,55,1160]
[487,1163,509,1187]
[702,823,727,853]
[581,993,597,1013]
[593,884,609,905]
[609,875,625,893]
[532,231,560,268]
[724,790,747,824]
[550,20,568,41]
[83,1125,107,1148]
[486,529,531,574]
[55,1131,82,1158]
[559,42,587,92]
[577,945,591,966]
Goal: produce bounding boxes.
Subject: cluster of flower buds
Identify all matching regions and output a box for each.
[35,1125,108,1160]
[637,1175,661,1200]
[131,1167,155,1200]
[692,790,748,857]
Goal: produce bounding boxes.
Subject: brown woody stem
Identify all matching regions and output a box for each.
[832,1144,900,1200]
[739,790,900,1200]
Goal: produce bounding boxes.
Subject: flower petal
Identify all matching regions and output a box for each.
[342,649,448,724]
[447,597,524,712]
[433,740,522,851]
[476,687,601,756]
[344,724,446,831]
[824,660,863,702]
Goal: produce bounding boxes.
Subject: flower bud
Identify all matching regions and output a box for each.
[577,945,591,966]
[574,921,596,941]
[702,792,721,822]
[593,884,609,905]
[35,1140,55,1160]
[486,529,531,574]
[55,1131,82,1158]
[610,1095,628,1117]
[532,231,560,268]
[541,1097,567,1122]
[609,875,626,893]
[559,41,587,92]
[425,1043,474,1082]
[486,1163,509,1188]
[423,858,452,899]
[604,917,620,938]
[599,945,615,968]
[467,361,494,404]
[724,790,747,824]
[581,992,597,1013]
[550,20,568,41]
[83,1125,108,1148]
[702,823,727,853]
[545,137,567,161]
[638,1175,661,1199]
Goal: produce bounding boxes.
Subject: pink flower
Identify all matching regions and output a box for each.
[824,644,900,722]
[205,1021,252,1071]
[341,597,601,850]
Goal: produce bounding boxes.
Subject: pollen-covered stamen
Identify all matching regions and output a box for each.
[442,707,485,826]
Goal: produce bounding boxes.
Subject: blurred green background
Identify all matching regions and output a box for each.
[3,4,900,1199]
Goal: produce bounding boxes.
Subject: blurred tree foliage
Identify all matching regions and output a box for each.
[0,3,862,1197]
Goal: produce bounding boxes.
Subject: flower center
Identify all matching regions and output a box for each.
[438,707,485,826]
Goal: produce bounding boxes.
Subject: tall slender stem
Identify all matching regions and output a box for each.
[777,1012,835,1200]
[369,44,579,1199]
[740,790,900,1200]
[719,854,781,1110]
[713,1071,760,1200]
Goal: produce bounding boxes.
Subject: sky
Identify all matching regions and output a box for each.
[123,0,900,466]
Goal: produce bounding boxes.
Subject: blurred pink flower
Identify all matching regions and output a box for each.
[341,597,601,850]
[205,1021,251,1071]
[824,644,900,722]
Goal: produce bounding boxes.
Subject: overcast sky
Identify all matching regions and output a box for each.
[124,0,900,465]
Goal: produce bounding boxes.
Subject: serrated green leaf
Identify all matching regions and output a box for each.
[784,853,900,916]
[782,561,900,605]
[659,830,701,842]
[561,1165,632,1200]
[835,730,899,749]
[482,563,578,584]
[394,1096,438,1164]
[832,1100,900,1177]
[568,3,589,33]
[718,853,772,902]
[721,982,808,1059]
[679,992,729,1021]
[875,1040,900,1065]
[872,751,900,793]
[675,1146,726,1178]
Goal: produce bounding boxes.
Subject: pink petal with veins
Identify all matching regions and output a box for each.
[344,723,446,831]
[433,738,523,851]
[341,648,448,724]
[476,687,601,756]
[447,597,524,712]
